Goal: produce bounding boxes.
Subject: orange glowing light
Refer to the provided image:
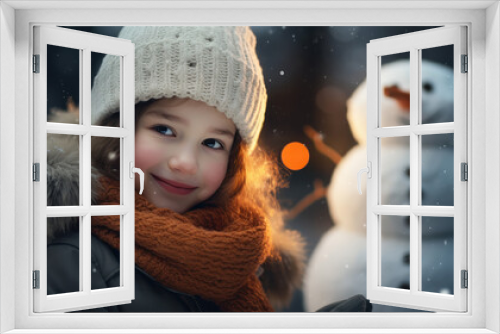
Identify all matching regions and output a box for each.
[281,142,310,171]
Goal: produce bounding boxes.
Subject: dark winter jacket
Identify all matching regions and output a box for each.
[48,231,220,312]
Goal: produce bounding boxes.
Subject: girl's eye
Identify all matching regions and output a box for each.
[203,138,224,150]
[153,125,174,136]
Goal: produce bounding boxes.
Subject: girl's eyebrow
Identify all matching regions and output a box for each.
[146,110,187,125]
[207,127,235,139]
[146,109,235,138]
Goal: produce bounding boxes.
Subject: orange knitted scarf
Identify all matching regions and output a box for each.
[91,176,274,312]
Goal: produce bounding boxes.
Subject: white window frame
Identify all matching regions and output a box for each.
[1,1,499,333]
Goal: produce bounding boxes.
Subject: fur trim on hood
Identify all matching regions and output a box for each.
[46,107,305,310]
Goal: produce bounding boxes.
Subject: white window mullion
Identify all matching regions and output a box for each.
[81,48,92,295]
[121,40,135,299]
[366,45,380,298]
[46,123,129,138]
[372,205,455,217]
[78,48,85,294]
[373,123,454,138]
[413,123,454,135]
[409,47,420,296]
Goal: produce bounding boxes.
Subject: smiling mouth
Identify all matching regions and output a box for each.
[152,175,197,196]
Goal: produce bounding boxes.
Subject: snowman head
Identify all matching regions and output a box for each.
[347,59,453,145]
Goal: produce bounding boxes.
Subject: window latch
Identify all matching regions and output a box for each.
[129,161,144,195]
[357,161,372,195]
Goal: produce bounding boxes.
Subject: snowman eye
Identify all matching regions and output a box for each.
[423,82,434,92]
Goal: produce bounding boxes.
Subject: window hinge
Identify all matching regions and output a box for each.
[461,270,468,289]
[33,54,40,73]
[33,163,40,182]
[461,54,468,73]
[33,270,40,289]
[461,162,468,181]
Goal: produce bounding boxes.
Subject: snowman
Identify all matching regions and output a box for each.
[303,59,455,312]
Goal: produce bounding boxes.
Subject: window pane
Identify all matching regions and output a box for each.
[380,137,410,205]
[47,217,81,295]
[421,133,454,206]
[380,52,410,128]
[421,45,454,124]
[381,215,410,290]
[91,215,121,290]
[91,136,121,205]
[47,44,80,125]
[91,52,121,127]
[421,216,454,294]
[47,133,80,206]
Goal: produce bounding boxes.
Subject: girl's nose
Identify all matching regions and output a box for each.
[167,148,197,175]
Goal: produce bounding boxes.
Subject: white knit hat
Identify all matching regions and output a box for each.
[91,26,267,151]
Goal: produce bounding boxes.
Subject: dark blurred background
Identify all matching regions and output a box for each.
[50,26,449,312]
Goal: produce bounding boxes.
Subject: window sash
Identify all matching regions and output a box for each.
[366,26,468,312]
[32,25,136,313]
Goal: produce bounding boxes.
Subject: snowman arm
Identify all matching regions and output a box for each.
[284,179,327,220]
[304,125,343,164]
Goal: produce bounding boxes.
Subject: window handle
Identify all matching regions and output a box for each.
[129,161,145,195]
[357,161,372,195]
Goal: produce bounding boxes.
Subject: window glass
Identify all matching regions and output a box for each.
[380,52,410,128]
[421,133,454,206]
[47,45,80,125]
[421,45,454,124]
[421,216,454,294]
[381,215,410,290]
[47,217,81,295]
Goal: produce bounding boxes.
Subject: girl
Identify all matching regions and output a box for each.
[47,26,306,312]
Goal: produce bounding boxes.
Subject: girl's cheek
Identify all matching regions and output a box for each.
[135,139,162,171]
[202,159,229,195]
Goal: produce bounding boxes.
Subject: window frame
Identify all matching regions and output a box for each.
[1,1,498,333]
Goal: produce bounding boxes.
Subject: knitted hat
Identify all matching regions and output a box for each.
[91,26,267,151]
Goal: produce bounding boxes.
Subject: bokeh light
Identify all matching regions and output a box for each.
[281,142,310,171]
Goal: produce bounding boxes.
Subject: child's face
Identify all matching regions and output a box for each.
[134,98,236,213]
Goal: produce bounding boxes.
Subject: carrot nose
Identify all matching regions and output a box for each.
[384,85,410,111]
